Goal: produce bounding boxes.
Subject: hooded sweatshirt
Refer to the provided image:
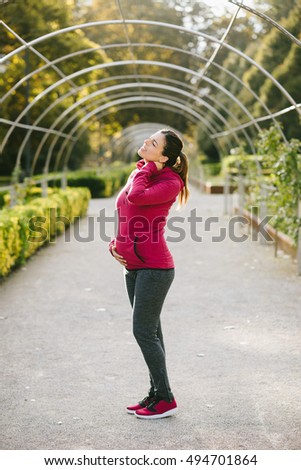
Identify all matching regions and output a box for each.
[109,159,184,270]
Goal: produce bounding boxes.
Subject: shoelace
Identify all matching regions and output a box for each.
[139,395,155,407]
[145,396,160,410]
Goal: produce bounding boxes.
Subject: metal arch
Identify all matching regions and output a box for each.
[115,0,143,92]
[108,122,186,149]
[52,93,223,173]
[44,86,249,175]
[2,39,285,142]
[59,105,201,171]
[31,82,237,173]
[0,21,78,91]
[1,18,297,155]
[0,43,104,104]
[228,0,301,48]
[58,103,222,171]
[15,74,185,169]
[3,11,292,160]
[1,18,299,116]
[39,82,242,170]
[2,15,298,173]
[115,78,256,150]
[188,1,241,101]
[57,104,202,171]
[54,96,223,170]
[44,90,233,171]
[40,93,225,175]
[210,102,301,138]
[17,71,255,170]
[3,58,262,154]
[15,75,130,164]
[15,42,263,166]
[0,118,75,140]
[60,103,223,171]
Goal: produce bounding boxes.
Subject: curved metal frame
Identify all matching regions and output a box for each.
[17,71,255,172]
[0,11,300,176]
[31,87,233,174]
[2,55,262,149]
[11,61,259,174]
[16,49,262,169]
[4,58,262,162]
[1,18,299,117]
[38,81,244,173]
[61,102,223,171]
[1,40,285,140]
[0,118,75,140]
[56,95,225,170]
[56,95,218,163]
[54,101,209,170]
[228,0,301,48]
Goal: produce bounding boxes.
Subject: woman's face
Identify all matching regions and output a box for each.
[138,131,168,164]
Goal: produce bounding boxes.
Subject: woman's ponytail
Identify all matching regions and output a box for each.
[173,151,189,206]
[160,128,190,206]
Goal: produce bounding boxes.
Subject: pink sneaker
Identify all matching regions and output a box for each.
[126,395,155,415]
[135,397,177,419]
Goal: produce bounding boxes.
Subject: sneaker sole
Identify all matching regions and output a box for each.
[135,407,177,419]
[126,409,138,415]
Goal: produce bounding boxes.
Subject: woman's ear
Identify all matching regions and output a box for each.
[159,155,169,164]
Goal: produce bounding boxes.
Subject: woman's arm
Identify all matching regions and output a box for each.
[127,162,182,206]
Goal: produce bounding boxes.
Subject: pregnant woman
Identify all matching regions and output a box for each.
[109,128,189,419]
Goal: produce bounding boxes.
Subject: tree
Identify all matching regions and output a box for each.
[0,0,108,175]
[195,0,301,160]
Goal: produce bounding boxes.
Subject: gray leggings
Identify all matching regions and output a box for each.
[124,268,175,402]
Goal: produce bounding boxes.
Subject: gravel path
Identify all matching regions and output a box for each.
[1,186,300,450]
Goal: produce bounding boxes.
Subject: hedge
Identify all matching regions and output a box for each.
[0,187,91,278]
[0,164,135,209]
[65,165,134,198]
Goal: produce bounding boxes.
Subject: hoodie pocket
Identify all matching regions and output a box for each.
[133,236,146,263]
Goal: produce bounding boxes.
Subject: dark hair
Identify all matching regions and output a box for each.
[160,129,189,205]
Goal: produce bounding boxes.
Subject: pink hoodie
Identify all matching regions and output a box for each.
[109,159,184,270]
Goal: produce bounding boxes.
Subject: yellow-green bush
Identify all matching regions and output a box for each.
[0,187,91,278]
[0,213,21,277]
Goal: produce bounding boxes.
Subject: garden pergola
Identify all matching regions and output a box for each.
[1,0,300,179]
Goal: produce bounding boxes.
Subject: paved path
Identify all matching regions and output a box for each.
[1,186,300,450]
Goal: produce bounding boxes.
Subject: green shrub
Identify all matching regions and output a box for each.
[66,164,134,198]
[67,173,106,198]
[202,162,222,178]
[0,212,21,277]
[0,187,91,278]
[224,127,301,245]
[0,191,9,209]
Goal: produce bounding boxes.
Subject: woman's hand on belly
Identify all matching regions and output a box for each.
[111,245,128,267]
